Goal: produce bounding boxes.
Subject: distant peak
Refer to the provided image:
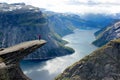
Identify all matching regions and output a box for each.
[10,3,26,6]
[0,2,39,12]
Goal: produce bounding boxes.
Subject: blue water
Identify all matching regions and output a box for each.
[20,29,98,80]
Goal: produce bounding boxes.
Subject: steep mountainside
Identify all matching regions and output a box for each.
[43,11,117,36]
[93,21,120,47]
[0,3,74,59]
[81,14,117,28]
[44,12,76,36]
[55,39,120,80]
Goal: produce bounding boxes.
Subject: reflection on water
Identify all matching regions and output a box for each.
[20,29,98,80]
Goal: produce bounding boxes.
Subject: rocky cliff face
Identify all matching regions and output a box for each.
[0,3,74,59]
[44,12,83,36]
[92,21,120,47]
[43,11,117,37]
[55,39,120,80]
[0,40,46,80]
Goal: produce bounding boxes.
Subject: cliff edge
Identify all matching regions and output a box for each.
[0,3,74,59]
[55,39,120,80]
[0,40,46,80]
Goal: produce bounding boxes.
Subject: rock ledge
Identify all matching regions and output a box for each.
[0,40,46,80]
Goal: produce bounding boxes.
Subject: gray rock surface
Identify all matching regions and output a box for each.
[0,40,46,80]
[55,39,120,80]
[93,21,120,47]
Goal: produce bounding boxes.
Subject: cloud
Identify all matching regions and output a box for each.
[0,0,120,14]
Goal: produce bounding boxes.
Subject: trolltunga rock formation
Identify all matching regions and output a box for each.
[0,40,46,80]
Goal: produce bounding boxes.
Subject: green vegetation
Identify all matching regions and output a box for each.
[47,30,74,57]
[67,25,76,31]
[111,38,120,43]
[93,21,120,47]
[0,58,9,79]
[50,31,67,45]
[92,26,113,47]
[96,26,112,40]
[92,39,108,47]
[0,10,47,27]
[18,13,47,27]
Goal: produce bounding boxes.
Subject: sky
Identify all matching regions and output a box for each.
[0,0,120,14]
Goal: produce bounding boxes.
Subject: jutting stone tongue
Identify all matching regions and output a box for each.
[0,40,46,80]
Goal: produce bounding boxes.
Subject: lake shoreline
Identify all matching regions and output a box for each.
[21,29,98,80]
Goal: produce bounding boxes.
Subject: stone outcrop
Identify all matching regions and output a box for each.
[55,39,120,80]
[0,40,46,80]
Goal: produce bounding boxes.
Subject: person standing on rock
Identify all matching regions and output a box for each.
[38,34,41,40]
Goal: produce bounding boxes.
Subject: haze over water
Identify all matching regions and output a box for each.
[21,29,98,80]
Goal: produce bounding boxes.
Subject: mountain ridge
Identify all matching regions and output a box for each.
[55,38,120,80]
[93,21,120,47]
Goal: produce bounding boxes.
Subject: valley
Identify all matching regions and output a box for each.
[0,2,120,80]
[21,29,97,80]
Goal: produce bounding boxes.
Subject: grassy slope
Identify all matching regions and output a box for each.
[55,38,120,80]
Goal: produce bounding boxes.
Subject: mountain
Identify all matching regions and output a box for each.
[0,3,118,59]
[42,11,117,36]
[55,39,120,80]
[43,11,85,36]
[44,12,76,36]
[81,14,117,28]
[0,3,74,59]
[92,21,120,47]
